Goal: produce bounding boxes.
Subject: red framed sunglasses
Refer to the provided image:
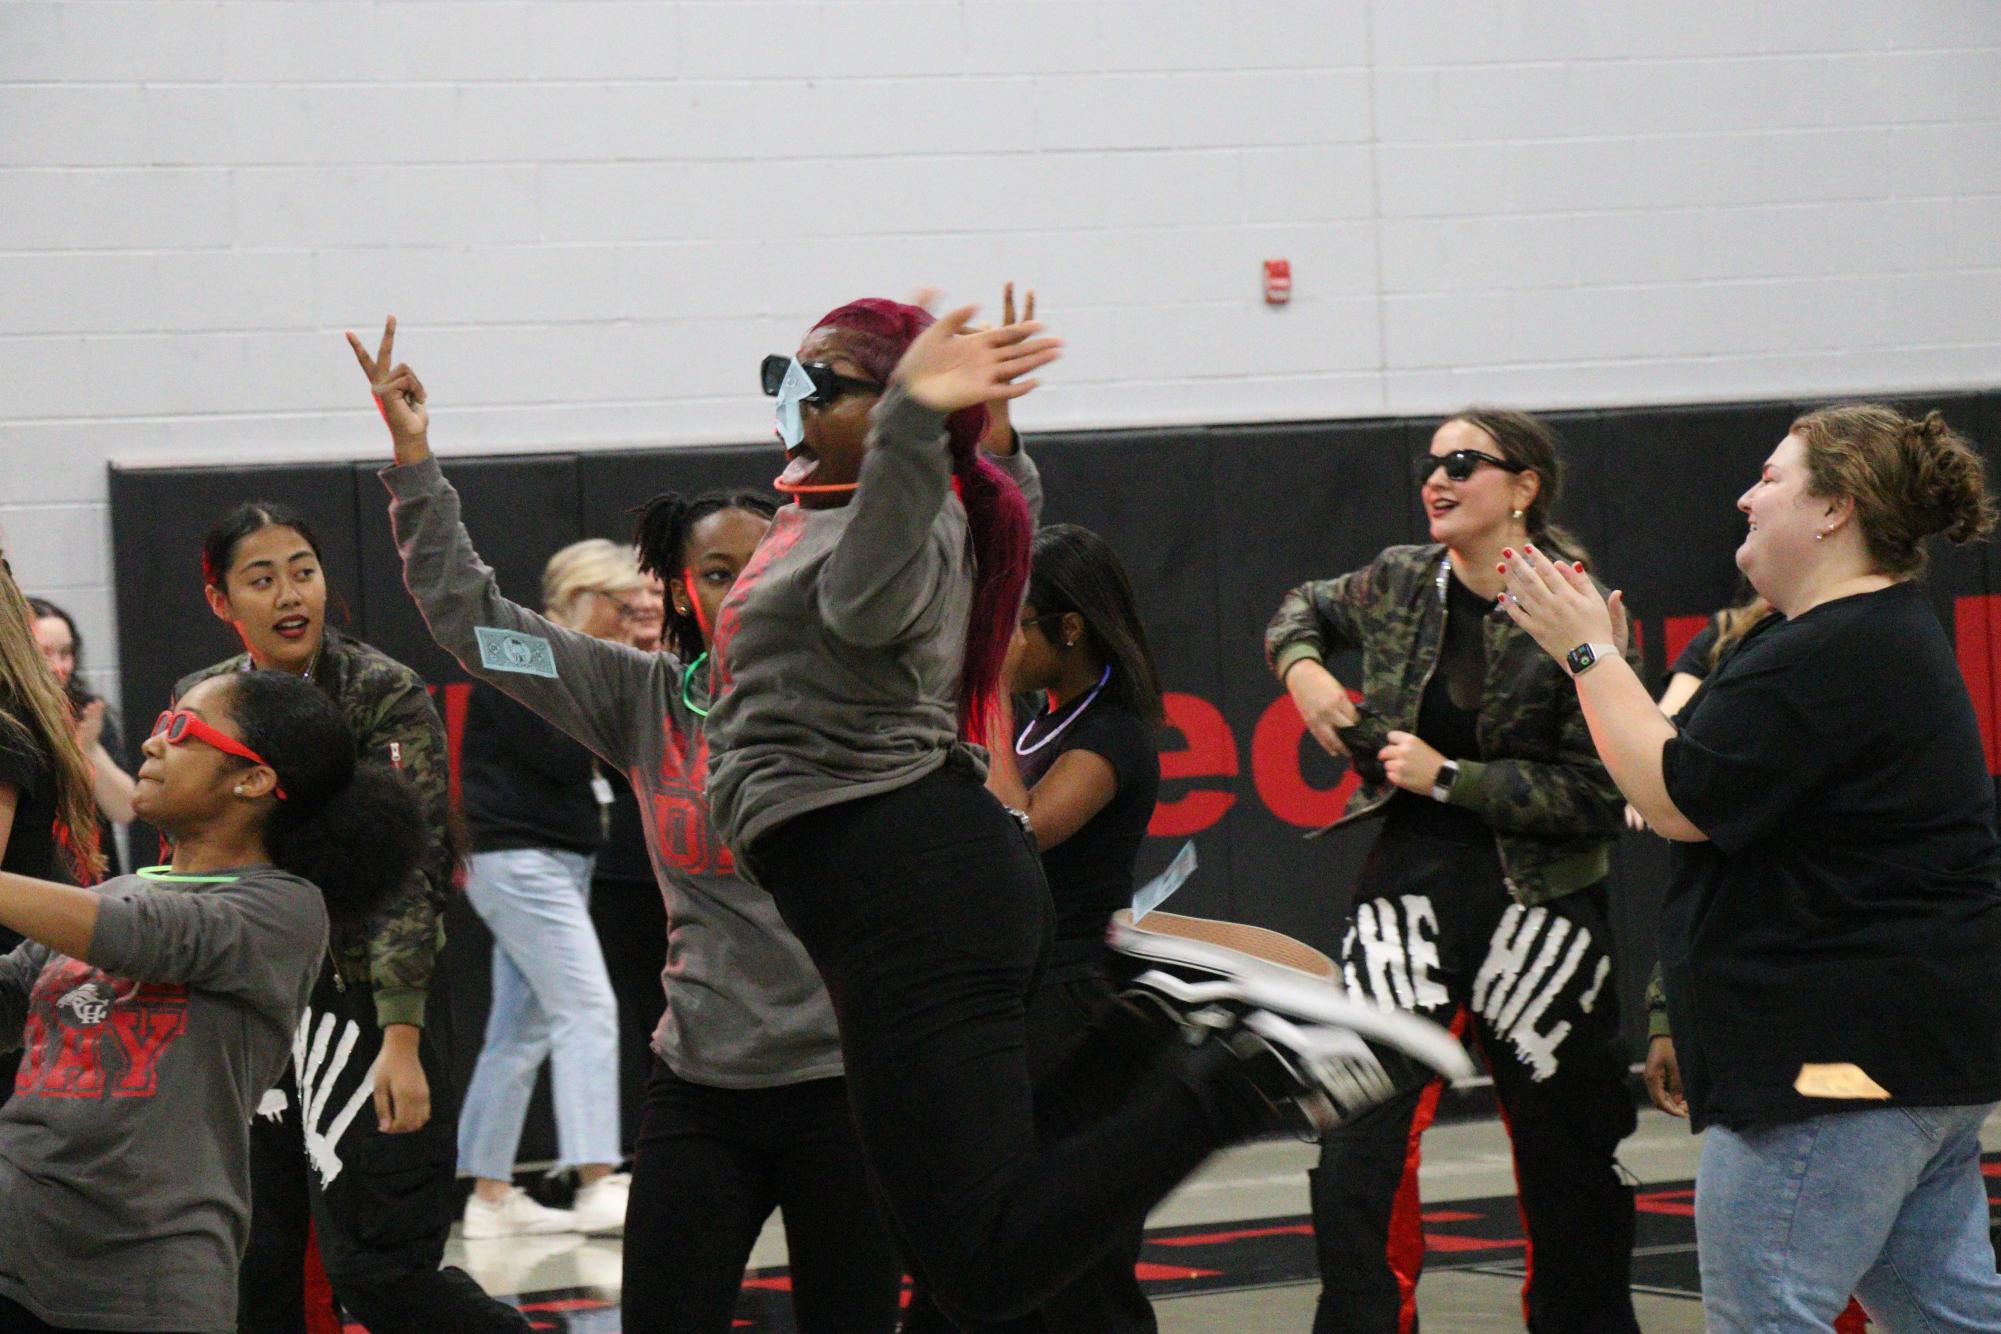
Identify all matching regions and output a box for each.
[151,710,286,800]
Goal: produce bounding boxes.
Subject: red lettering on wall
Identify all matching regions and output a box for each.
[1955,595,2001,775]
[1150,692,1238,837]
[1250,694,1361,829]
[430,682,473,809]
[1661,615,1709,670]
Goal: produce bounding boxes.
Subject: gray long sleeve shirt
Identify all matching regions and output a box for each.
[384,455,844,1086]
[704,388,1042,858]
[0,866,326,1333]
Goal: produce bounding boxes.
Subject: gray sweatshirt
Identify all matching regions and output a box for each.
[384,455,844,1086]
[0,866,327,1333]
[707,387,1043,858]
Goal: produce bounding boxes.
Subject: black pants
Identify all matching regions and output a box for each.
[589,873,670,1156]
[744,762,1244,1328]
[1312,828,1638,1334]
[902,963,1160,1334]
[620,1058,901,1334]
[0,1292,194,1334]
[237,968,530,1334]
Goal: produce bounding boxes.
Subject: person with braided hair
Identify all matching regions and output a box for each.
[1501,403,2001,1329]
[350,317,903,1334]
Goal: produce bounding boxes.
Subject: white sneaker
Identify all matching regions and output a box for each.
[461,1186,578,1241]
[569,1172,629,1235]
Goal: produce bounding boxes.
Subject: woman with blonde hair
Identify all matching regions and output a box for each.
[1502,403,2001,1329]
[455,537,645,1238]
[0,557,102,900]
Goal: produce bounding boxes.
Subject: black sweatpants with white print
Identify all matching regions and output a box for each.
[1311,828,1638,1334]
[238,966,530,1334]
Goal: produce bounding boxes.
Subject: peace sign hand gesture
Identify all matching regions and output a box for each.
[345,316,431,466]
[894,302,1061,416]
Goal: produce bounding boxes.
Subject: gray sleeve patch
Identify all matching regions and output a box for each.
[474,626,559,678]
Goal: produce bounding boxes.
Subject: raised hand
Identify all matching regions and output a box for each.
[977,283,1037,456]
[345,316,431,465]
[894,302,1061,415]
[78,698,107,752]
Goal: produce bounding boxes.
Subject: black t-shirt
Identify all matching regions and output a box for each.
[0,709,63,953]
[1660,581,2001,1129]
[1386,570,1491,844]
[1668,620,1720,683]
[593,767,654,886]
[1014,690,1160,956]
[460,682,605,855]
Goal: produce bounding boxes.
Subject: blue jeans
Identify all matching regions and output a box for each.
[1697,1102,2001,1331]
[458,847,620,1181]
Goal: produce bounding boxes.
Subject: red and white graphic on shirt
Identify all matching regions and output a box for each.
[652,714,733,875]
[710,506,806,695]
[15,957,189,1100]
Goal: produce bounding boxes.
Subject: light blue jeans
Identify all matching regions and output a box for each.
[1697,1102,2001,1331]
[458,847,621,1181]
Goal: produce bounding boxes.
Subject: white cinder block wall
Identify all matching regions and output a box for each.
[5,1,2001,702]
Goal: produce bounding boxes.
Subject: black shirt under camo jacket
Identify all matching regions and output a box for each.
[1265,542,1628,906]
[174,626,454,1029]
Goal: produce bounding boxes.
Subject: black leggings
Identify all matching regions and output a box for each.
[744,762,1241,1326]
[237,973,528,1334]
[620,1059,901,1334]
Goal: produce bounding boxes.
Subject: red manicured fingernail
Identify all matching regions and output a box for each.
[1573,561,1584,572]
[1525,544,1538,555]
[1501,547,1513,558]
[1496,563,1506,573]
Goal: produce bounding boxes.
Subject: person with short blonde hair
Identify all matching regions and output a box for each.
[453,536,645,1238]
[1500,403,2001,1329]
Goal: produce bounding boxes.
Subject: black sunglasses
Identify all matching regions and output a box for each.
[1416,448,1529,486]
[760,355,882,405]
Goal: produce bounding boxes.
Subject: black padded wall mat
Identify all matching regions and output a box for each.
[108,389,2001,1110]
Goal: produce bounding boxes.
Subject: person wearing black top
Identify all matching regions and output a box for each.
[28,598,136,877]
[455,538,640,1240]
[1269,410,1639,1333]
[1501,402,2001,1329]
[901,523,1167,1334]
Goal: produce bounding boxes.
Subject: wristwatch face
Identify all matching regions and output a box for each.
[1565,643,1599,675]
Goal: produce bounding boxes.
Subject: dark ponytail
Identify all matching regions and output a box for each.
[632,489,778,660]
[224,671,426,923]
[1026,525,1165,726]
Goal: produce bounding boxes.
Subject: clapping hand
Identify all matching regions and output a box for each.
[1497,545,1623,666]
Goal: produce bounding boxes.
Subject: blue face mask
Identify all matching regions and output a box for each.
[774,357,818,449]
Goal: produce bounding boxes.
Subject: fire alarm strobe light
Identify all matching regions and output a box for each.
[1263,258,1292,306]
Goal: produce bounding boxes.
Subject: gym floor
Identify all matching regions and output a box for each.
[445,1105,2001,1331]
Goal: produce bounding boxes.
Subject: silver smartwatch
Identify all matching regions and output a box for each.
[1431,760,1459,804]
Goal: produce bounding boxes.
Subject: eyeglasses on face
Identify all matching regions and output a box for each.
[151,710,287,800]
[1416,448,1530,487]
[760,354,882,406]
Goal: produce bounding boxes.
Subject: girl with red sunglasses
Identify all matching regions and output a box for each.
[0,668,426,1332]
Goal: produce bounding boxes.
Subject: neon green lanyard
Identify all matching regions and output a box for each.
[681,652,712,719]
[137,865,244,884]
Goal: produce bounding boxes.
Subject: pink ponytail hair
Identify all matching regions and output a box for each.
[810,298,1032,743]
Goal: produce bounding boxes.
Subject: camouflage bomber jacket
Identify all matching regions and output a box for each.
[1265,543,1629,906]
[174,625,454,1029]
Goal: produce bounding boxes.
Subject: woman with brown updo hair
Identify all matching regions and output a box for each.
[1501,404,2001,1329]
